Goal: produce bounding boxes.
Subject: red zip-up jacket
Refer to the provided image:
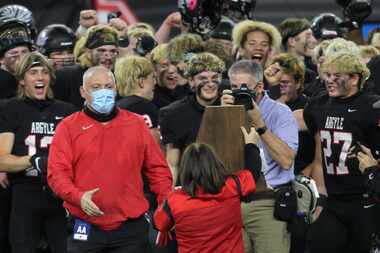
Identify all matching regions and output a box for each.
[48,109,172,230]
[154,170,256,253]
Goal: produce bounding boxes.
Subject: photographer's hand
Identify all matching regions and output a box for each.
[247,103,265,128]
[221,89,235,106]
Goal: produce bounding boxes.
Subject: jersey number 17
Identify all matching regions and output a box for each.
[25,135,53,156]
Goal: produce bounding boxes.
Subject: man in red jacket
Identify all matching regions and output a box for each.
[48,65,173,253]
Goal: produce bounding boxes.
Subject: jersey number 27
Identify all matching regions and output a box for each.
[320,130,352,175]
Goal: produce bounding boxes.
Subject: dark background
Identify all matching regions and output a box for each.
[0,0,379,39]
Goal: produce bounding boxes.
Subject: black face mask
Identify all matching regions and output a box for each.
[83,104,118,122]
[268,84,281,100]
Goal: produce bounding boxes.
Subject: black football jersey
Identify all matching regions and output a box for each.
[0,98,76,184]
[159,94,220,151]
[117,95,159,129]
[304,92,380,195]
[287,95,315,174]
[0,69,17,99]
[53,64,86,109]
[152,84,192,109]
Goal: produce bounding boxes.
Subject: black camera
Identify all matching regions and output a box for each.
[232,84,255,110]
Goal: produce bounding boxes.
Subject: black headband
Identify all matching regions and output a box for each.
[85,30,118,49]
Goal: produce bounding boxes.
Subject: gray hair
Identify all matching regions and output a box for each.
[228,60,263,83]
[82,66,116,87]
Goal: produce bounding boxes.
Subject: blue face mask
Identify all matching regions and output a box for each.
[88,89,116,114]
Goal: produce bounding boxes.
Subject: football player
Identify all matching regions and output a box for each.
[303,51,380,253]
[37,24,76,70]
[0,52,76,252]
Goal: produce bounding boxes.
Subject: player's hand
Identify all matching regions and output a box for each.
[241,126,260,145]
[29,154,48,174]
[293,109,308,131]
[356,145,378,173]
[79,10,98,28]
[0,172,9,189]
[109,18,128,37]
[264,62,283,86]
[80,188,104,216]
[221,89,235,106]
[164,12,182,28]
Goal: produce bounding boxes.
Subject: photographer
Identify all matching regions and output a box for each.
[221,60,298,253]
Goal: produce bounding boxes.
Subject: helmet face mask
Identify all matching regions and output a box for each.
[36,24,76,68]
[311,13,343,40]
[0,4,37,40]
[178,0,223,35]
[0,20,33,56]
[49,51,75,69]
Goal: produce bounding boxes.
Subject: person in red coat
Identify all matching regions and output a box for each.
[48,65,173,253]
[154,126,262,253]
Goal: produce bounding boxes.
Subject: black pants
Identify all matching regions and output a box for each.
[289,216,308,253]
[307,196,376,253]
[68,216,149,253]
[9,184,67,253]
[0,186,11,253]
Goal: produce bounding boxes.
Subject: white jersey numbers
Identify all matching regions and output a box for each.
[320,130,352,175]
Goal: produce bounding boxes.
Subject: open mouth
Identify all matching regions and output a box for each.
[166,75,176,81]
[251,54,263,61]
[166,75,178,82]
[203,87,217,93]
[101,60,113,68]
[326,85,336,92]
[34,83,45,89]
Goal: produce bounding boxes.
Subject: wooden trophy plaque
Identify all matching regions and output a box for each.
[196,105,249,173]
[196,105,268,191]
